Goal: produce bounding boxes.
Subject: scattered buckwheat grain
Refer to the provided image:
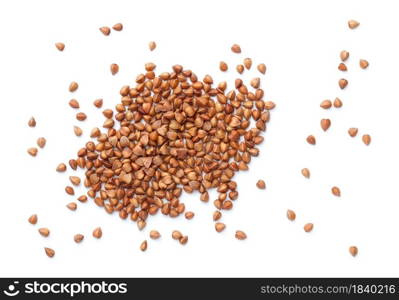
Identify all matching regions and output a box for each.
[27,147,38,157]
[76,112,87,121]
[287,209,296,221]
[301,168,310,178]
[93,99,103,108]
[74,234,84,243]
[215,222,226,232]
[28,214,38,225]
[69,99,80,109]
[219,61,228,72]
[93,227,102,239]
[55,42,65,51]
[332,186,341,197]
[304,223,313,232]
[36,137,46,148]
[257,63,266,74]
[348,19,360,29]
[256,179,266,189]
[320,100,332,109]
[359,59,369,69]
[66,202,77,211]
[348,128,358,137]
[362,134,371,145]
[236,64,244,74]
[349,246,358,257]
[333,97,343,108]
[306,135,316,145]
[320,119,331,131]
[150,230,161,239]
[44,247,55,258]
[149,41,156,51]
[231,44,241,53]
[243,58,252,70]
[185,211,194,220]
[110,63,119,75]
[339,78,348,89]
[69,81,78,92]
[39,228,50,237]
[28,117,36,127]
[112,23,123,31]
[338,63,347,71]
[99,26,110,35]
[140,240,147,251]
[235,230,247,240]
[340,50,349,61]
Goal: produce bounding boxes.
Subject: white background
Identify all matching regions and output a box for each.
[0,0,398,277]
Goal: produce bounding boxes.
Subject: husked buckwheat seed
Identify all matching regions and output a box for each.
[348,128,358,137]
[219,61,228,72]
[69,81,78,92]
[236,64,244,74]
[27,147,38,157]
[349,246,358,257]
[338,63,347,71]
[256,179,266,189]
[213,211,222,221]
[99,26,111,35]
[257,63,266,74]
[339,78,348,89]
[359,59,369,69]
[74,234,84,243]
[93,227,102,239]
[235,230,247,240]
[93,99,103,108]
[76,112,87,121]
[28,117,36,127]
[185,211,194,220]
[231,44,241,53]
[140,240,148,251]
[55,42,65,51]
[172,230,183,240]
[73,126,82,136]
[69,99,80,109]
[332,186,341,197]
[340,50,349,61]
[28,214,38,225]
[301,168,310,178]
[362,134,371,145]
[320,119,331,131]
[39,228,50,237]
[243,58,252,70]
[150,230,161,239]
[287,209,296,221]
[149,41,156,51]
[65,186,75,195]
[215,222,226,232]
[320,100,332,109]
[77,195,87,202]
[111,63,119,75]
[304,223,313,232]
[179,236,188,245]
[333,97,343,108]
[112,23,123,31]
[37,137,46,148]
[44,247,55,258]
[66,202,77,211]
[348,19,360,29]
[250,78,260,89]
[306,135,316,145]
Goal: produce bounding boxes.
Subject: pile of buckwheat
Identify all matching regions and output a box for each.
[27,22,273,256]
